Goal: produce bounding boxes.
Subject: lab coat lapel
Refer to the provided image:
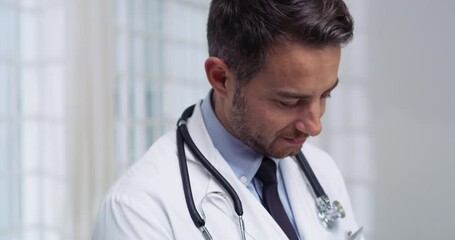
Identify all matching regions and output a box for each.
[281,145,363,240]
[185,103,289,239]
[281,154,334,239]
[203,155,292,240]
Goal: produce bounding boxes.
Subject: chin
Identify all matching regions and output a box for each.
[267,148,301,159]
[265,140,304,158]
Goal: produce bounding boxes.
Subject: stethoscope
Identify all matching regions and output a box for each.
[177,104,346,240]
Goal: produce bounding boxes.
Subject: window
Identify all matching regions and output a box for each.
[0,0,67,239]
[113,0,210,170]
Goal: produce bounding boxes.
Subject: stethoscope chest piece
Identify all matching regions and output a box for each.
[316,195,346,230]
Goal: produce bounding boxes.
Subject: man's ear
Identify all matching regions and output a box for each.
[204,57,234,98]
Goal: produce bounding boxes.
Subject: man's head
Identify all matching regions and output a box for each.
[207,0,353,86]
[205,0,354,158]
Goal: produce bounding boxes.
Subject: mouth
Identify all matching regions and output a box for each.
[282,137,307,145]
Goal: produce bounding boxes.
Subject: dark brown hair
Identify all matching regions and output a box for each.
[207,0,354,85]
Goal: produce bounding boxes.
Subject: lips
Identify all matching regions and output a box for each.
[283,137,307,145]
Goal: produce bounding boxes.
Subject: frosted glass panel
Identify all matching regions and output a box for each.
[42,5,66,59]
[0,122,7,171]
[116,79,129,118]
[186,8,206,43]
[21,121,40,172]
[0,5,16,58]
[43,231,60,240]
[20,0,39,8]
[346,86,369,128]
[115,0,128,27]
[0,179,8,229]
[115,124,129,162]
[0,175,21,232]
[20,11,39,61]
[0,65,9,116]
[22,230,41,240]
[144,0,162,34]
[162,82,189,119]
[163,1,187,40]
[21,66,41,116]
[43,177,65,227]
[148,82,163,117]
[133,125,149,160]
[22,175,41,226]
[144,39,161,77]
[132,0,145,32]
[163,1,207,44]
[42,64,65,118]
[133,37,145,76]
[42,123,65,176]
[133,80,147,118]
[115,32,129,73]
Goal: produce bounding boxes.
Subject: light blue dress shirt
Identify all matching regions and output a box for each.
[200,91,300,237]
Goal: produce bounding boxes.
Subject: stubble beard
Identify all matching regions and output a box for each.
[228,89,298,158]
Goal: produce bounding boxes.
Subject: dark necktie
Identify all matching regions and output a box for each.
[256,157,299,240]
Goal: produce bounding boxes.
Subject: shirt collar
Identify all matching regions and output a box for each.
[200,90,262,186]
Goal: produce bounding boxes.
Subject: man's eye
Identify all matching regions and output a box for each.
[278,101,298,108]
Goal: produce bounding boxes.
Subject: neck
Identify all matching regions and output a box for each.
[211,91,235,137]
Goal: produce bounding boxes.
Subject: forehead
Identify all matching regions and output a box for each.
[239,41,341,99]
[246,42,341,91]
[264,42,341,74]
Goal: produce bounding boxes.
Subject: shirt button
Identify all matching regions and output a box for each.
[240,176,248,185]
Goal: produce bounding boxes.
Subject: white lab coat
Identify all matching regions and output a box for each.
[93,103,363,240]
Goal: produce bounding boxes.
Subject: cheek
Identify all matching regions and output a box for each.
[247,106,277,133]
[245,98,296,135]
[262,111,297,135]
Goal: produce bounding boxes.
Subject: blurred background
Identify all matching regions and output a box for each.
[0,0,453,239]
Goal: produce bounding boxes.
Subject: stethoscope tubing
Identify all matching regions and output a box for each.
[176,121,204,227]
[295,152,326,198]
[177,105,244,229]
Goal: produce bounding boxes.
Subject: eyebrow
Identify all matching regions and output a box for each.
[276,78,339,99]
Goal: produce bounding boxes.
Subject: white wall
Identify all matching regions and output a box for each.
[368,1,455,239]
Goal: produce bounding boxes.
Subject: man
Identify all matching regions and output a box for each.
[93,0,364,239]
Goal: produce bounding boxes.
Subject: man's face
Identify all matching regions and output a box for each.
[226,43,341,158]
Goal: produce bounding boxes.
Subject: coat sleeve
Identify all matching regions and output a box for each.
[92,194,173,240]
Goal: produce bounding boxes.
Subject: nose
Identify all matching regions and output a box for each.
[294,102,323,136]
